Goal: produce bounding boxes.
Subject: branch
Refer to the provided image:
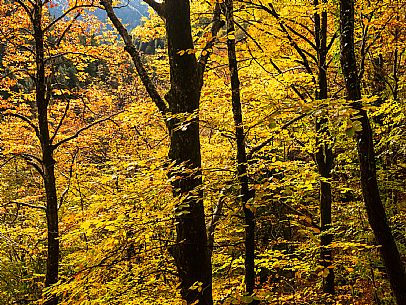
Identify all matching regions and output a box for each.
[281,15,315,37]
[14,0,34,23]
[15,153,44,177]
[266,3,314,75]
[247,111,310,159]
[101,0,169,118]
[55,13,81,47]
[20,153,42,165]
[0,110,40,137]
[284,22,317,51]
[143,0,166,18]
[197,2,225,84]
[0,156,17,168]
[10,201,46,211]
[273,198,321,230]
[326,30,338,53]
[207,189,225,255]
[44,51,101,63]
[234,20,263,51]
[58,149,78,209]
[268,58,308,102]
[50,98,70,143]
[52,112,123,150]
[43,2,99,32]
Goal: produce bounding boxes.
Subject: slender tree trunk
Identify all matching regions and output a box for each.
[314,0,334,294]
[371,54,385,101]
[340,0,406,303]
[33,4,59,305]
[224,0,256,298]
[164,1,212,303]
[392,16,400,101]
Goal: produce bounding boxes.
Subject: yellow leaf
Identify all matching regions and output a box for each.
[311,227,321,234]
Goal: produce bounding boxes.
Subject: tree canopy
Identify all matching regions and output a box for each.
[0,0,405,304]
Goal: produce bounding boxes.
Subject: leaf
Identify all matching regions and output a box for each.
[310,227,321,234]
[241,295,254,303]
[318,268,330,278]
[105,225,116,231]
[345,126,355,137]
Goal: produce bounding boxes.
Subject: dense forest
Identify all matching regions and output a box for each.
[0,0,405,304]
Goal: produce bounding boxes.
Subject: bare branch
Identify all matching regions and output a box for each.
[234,20,263,51]
[266,3,315,76]
[52,112,123,150]
[43,2,100,32]
[58,149,78,209]
[50,98,70,143]
[14,0,34,23]
[10,201,46,211]
[262,196,321,230]
[207,189,225,256]
[101,0,169,118]
[44,51,101,63]
[284,23,317,51]
[268,57,308,102]
[15,153,45,177]
[0,110,40,138]
[326,30,338,53]
[247,111,310,159]
[0,156,18,168]
[55,13,81,47]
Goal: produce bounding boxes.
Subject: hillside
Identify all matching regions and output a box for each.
[50,0,148,29]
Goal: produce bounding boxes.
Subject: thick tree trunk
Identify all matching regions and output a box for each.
[33,5,59,305]
[102,0,217,303]
[314,0,334,294]
[164,1,212,304]
[224,0,256,298]
[340,1,406,303]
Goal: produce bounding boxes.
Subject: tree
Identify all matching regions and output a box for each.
[243,0,337,293]
[0,1,117,303]
[224,0,256,299]
[340,0,406,303]
[100,0,223,303]
[0,0,405,303]
[313,0,335,293]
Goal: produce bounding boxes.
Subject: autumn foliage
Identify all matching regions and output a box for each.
[0,0,405,304]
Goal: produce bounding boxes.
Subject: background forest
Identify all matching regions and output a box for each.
[0,0,405,304]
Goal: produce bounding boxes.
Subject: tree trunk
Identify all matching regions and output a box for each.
[224,0,256,298]
[102,0,220,302]
[33,4,59,305]
[164,1,213,303]
[314,0,334,294]
[340,0,406,303]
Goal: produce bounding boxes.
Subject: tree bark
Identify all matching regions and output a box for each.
[340,0,406,303]
[224,0,256,298]
[33,4,59,305]
[314,0,334,294]
[165,1,212,303]
[101,0,221,303]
